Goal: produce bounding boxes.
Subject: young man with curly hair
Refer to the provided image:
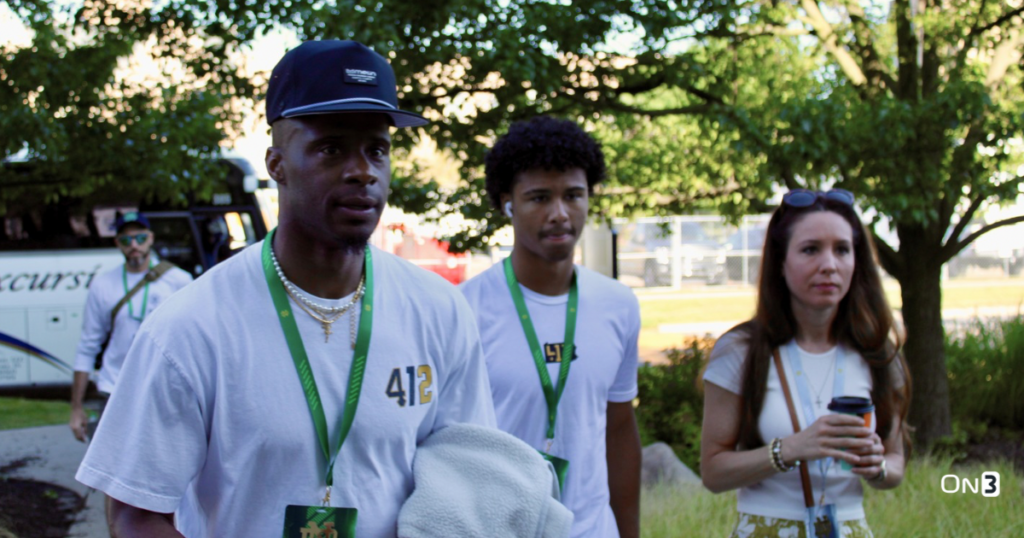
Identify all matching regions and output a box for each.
[460,116,642,538]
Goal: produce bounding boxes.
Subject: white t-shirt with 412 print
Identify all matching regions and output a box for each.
[702,330,877,522]
[460,261,641,538]
[76,241,496,538]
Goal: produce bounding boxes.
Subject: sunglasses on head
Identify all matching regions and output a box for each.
[117,232,150,247]
[782,188,855,208]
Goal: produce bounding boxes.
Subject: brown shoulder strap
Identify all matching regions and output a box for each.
[109,260,176,326]
[773,347,815,509]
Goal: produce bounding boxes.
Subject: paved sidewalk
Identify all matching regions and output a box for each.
[0,425,108,538]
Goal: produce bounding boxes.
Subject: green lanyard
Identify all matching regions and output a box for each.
[122,260,153,322]
[502,257,578,441]
[261,229,373,504]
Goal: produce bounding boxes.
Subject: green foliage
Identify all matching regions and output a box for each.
[945,315,1024,431]
[635,335,714,473]
[1,0,255,215]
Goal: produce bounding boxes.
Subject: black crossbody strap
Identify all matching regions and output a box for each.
[94,261,175,370]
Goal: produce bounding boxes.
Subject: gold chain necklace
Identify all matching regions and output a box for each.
[284,277,364,346]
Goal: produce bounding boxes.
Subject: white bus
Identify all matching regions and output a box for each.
[0,158,270,389]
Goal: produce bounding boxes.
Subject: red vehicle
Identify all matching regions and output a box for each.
[386,224,467,285]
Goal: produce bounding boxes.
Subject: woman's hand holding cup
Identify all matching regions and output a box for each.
[784,414,873,467]
[827,396,876,470]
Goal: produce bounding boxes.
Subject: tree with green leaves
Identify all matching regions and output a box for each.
[1,0,255,216]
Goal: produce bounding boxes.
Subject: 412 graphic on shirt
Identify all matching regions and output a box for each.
[543,342,578,363]
[385,365,433,407]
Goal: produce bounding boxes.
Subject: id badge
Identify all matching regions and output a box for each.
[283,504,357,538]
[804,504,838,538]
[539,451,569,492]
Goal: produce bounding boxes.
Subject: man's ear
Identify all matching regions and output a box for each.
[499,193,512,217]
[266,147,285,186]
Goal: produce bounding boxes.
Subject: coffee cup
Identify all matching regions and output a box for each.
[827,396,874,470]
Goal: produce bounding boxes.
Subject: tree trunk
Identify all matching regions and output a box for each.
[897,254,952,451]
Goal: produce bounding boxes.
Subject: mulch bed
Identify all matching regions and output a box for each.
[0,458,83,538]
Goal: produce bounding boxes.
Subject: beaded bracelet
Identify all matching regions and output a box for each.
[769,437,796,473]
[768,438,783,472]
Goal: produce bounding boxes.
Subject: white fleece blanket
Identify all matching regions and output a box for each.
[397,423,573,538]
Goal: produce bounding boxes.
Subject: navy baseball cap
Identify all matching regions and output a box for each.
[266,40,428,128]
[114,211,150,232]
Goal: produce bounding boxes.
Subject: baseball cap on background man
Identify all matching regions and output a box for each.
[114,211,151,233]
[266,40,428,128]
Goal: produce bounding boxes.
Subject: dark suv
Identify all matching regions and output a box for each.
[618,221,726,286]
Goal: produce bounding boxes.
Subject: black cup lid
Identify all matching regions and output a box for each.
[827,396,874,413]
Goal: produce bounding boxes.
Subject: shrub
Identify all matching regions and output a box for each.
[635,335,715,473]
[945,315,1024,431]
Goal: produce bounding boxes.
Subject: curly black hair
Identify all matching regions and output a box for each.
[484,116,606,209]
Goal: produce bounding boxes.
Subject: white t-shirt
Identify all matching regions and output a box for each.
[72,259,192,393]
[702,330,876,521]
[460,261,640,538]
[76,241,497,538]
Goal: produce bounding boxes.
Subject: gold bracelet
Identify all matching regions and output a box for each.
[769,438,796,473]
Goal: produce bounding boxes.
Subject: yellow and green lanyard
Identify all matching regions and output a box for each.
[502,256,577,490]
[262,229,371,534]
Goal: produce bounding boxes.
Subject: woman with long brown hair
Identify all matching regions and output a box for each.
[701,189,911,537]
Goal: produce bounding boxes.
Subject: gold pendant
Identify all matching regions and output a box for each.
[322,321,332,343]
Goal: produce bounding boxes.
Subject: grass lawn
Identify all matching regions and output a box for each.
[637,278,1024,330]
[642,457,1024,537]
[0,397,69,430]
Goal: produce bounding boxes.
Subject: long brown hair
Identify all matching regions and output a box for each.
[734,197,912,451]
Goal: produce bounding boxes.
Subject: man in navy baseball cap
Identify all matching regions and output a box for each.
[113,210,151,233]
[262,39,428,253]
[80,40,498,538]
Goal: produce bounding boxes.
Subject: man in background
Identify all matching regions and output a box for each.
[69,211,191,442]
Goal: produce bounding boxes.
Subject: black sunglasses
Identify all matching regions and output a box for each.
[782,188,855,208]
[117,232,150,247]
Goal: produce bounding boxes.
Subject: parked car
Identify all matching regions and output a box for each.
[617,221,726,286]
[724,225,768,284]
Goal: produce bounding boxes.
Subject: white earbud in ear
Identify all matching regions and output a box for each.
[504,201,513,218]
